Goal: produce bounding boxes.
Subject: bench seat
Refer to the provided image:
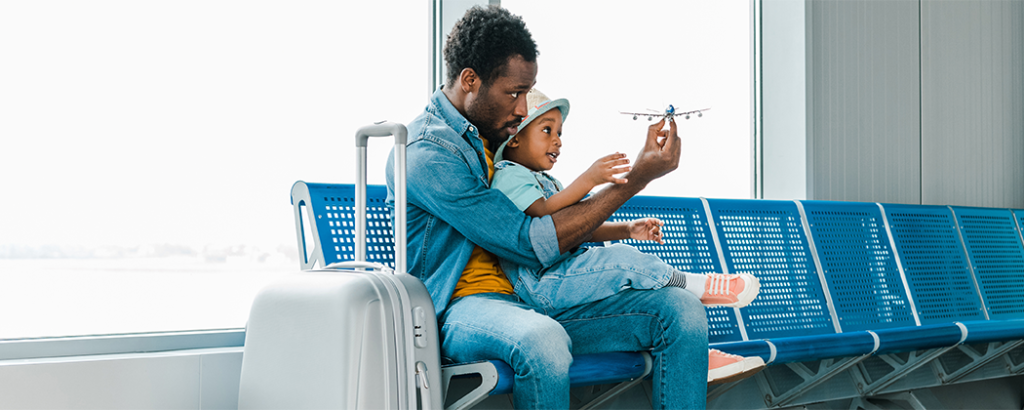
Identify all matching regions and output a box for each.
[288,181,1024,409]
[467,352,651,396]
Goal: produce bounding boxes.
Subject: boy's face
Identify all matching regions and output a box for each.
[506,108,563,172]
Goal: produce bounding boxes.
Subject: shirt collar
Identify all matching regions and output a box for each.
[430,88,480,140]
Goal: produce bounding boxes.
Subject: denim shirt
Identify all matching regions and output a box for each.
[386,89,562,318]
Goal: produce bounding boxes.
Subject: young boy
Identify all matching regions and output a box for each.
[491,89,764,384]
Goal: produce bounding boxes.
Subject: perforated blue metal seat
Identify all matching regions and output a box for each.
[472,352,651,396]
[705,198,836,340]
[599,195,741,343]
[950,206,1024,320]
[958,319,1024,344]
[713,332,880,365]
[800,200,917,332]
[291,182,655,406]
[881,203,986,324]
[290,182,395,270]
[289,181,1024,408]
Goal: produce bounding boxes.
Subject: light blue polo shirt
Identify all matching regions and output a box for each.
[491,160,565,212]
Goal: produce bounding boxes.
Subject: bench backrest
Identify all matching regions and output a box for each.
[950,206,1024,320]
[293,182,745,343]
[881,203,986,324]
[602,195,740,343]
[801,200,918,331]
[291,181,1024,343]
[705,198,836,340]
[291,182,396,270]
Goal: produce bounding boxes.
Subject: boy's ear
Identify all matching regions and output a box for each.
[507,136,520,147]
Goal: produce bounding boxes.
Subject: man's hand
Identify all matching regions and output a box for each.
[582,152,631,186]
[625,118,681,187]
[548,119,679,253]
[628,217,664,244]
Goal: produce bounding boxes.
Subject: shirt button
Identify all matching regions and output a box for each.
[468,126,475,132]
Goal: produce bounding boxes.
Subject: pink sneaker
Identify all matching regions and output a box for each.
[701,273,760,308]
[707,348,766,385]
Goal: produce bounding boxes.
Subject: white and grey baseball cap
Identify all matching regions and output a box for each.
[494,89,570,163]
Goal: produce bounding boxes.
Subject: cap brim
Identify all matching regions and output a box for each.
[497,98,570,164]
[517,98,570,133]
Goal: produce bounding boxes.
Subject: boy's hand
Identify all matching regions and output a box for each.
[628,218,664,244]
[583,152,631,187]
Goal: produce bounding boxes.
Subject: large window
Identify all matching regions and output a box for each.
[0,0,752,341]
[502,1,753,199]
[0,1,428,339]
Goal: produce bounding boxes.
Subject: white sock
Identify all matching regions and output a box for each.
[686,273,707,299]
[667,271,707,299]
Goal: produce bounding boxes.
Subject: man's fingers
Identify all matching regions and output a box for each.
[646,118,667,146]
[648,118,666,131]
[662,115,680,153]
[655,129,669,149]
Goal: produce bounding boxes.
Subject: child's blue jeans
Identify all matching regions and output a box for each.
[502,243,677,311]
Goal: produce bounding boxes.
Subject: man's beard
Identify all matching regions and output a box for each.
[465,86,521,148]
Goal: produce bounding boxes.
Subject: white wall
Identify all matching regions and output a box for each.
[806,0,923,205]
[0,348,242,410]
[921,0,1024,208]
[762,0,1024,208]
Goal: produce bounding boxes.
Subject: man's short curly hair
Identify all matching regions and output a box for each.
[444,6,538,88]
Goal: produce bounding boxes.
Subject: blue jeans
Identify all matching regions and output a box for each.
[440,288,709,409]
[503,243,676,311]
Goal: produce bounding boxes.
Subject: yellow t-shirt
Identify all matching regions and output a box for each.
[451,138,515,299]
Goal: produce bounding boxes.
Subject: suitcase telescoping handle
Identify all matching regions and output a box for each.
[355,122,407,274]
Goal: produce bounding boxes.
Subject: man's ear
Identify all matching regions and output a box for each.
[459,68,480,93]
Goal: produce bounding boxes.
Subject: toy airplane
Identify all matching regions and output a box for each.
[620,105,711,121]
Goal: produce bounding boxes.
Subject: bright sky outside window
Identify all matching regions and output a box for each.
[502,0,753,199]
[0,1,428,339]
[0,0,751,340]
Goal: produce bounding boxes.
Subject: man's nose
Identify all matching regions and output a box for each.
[513,95,529,118]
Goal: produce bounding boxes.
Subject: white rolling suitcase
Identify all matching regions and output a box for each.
[238,122,443,409]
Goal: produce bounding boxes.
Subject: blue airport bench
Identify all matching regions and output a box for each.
[290,181,1024,409]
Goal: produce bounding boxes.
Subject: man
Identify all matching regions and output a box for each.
[386,6,707,409]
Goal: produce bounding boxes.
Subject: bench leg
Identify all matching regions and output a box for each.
[442,362,500,410]
[706,377,744,402]
[848,396,884,410]
[852,346,955,397]
[578,352,653,410]
[874,390,945,410]
[754,355,870,408]
[1003,343,1024,375]
[935,340,1024,384]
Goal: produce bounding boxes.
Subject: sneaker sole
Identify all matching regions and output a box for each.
[703,275,761,308]
[707,356,766,385]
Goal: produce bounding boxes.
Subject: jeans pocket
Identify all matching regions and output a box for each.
[512,270,557,312]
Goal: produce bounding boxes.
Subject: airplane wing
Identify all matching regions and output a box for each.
[619,111,656,116]
[671,107,712,116]
[620,107,712,119]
